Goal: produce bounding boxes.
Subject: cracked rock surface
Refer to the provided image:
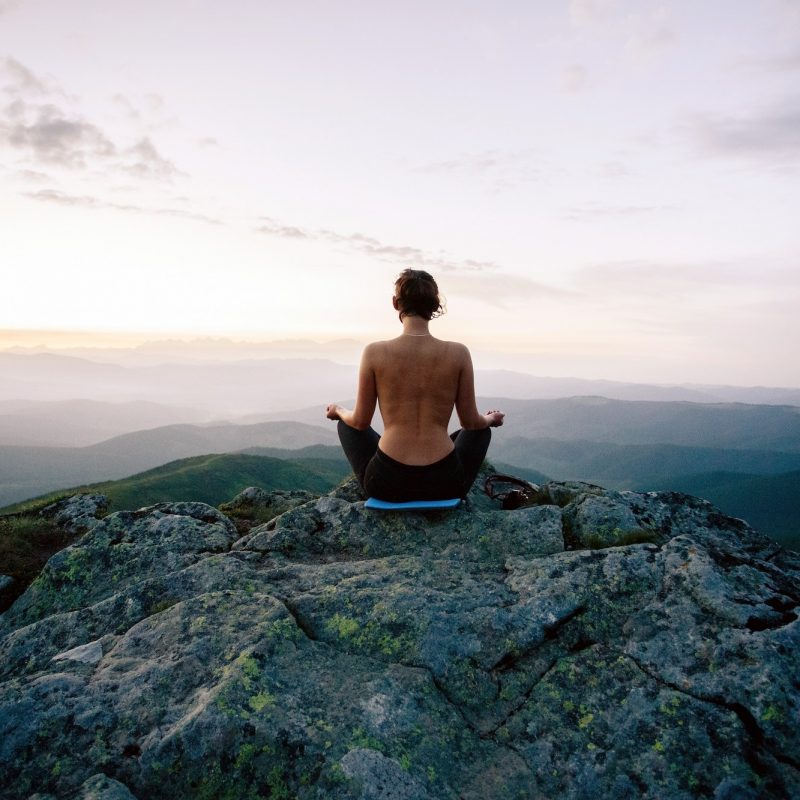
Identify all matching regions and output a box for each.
[1,479,798,799]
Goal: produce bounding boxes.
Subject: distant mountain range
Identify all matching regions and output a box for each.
[1,347,798,551]
[486,396,800,452]
[1,352,798,427]
[4,396,800,505]
[0,398,213,447]
[266,396,800,453]
[471,371,800,406]
[490,436,800,489]
[1,395,798,550]
[0,353,356,418]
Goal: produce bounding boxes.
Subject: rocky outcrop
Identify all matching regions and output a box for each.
[0,478,798,799]
[39,494,109,536]
[219,486,319,535]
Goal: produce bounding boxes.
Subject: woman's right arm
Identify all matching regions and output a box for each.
[326,343,378,430]
[455,345,505,430]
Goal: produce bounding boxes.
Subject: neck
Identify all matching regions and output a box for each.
[401,317,431,336]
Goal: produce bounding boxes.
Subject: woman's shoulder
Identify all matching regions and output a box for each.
[363,339,390,353]
[439,339,470,356]
[361,339,391,363]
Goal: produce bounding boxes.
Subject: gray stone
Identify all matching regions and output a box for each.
[40,494,109,536]
[51,639,103,666]
[562,491,647,547]
[340,747,432,799]
[233,494,563,564]
[1,478,797,800]
[76,774,139,799]
[219,486,318,531]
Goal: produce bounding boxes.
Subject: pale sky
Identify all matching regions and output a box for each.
[1,0,799,384]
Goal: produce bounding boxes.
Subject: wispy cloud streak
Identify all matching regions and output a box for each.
[562,203,673,221]
[409,147,549,190]
[575,258,800,298]
[688,103,800,164]
[255,216,570,304]
[25,189,222,225]
[0,1,23,17]
[256,216,501,273]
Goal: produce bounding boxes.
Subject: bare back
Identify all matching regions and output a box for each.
[366,335,472,464]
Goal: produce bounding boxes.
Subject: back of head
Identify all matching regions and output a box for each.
[394,269,444,321]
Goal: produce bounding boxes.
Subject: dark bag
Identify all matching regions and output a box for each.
[483,474,542,510]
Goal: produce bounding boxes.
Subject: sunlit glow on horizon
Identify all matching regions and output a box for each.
[1,1,799,386]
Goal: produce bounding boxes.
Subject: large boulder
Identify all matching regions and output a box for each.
[39,494,109,536]
[0,481,797,799]
[219,487,320,534]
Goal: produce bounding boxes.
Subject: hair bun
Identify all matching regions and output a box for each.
[394,269,444,321]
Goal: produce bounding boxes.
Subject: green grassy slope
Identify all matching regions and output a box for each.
[491,437,800,488]
[0,420,336,507]
[491,463,550,486]
[0,453,351,515]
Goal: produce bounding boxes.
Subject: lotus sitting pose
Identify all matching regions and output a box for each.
[326,268,504,502]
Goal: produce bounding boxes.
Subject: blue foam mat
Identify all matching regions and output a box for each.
[364,497,462,510]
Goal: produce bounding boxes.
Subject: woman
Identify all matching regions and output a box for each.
[326,269,504,502]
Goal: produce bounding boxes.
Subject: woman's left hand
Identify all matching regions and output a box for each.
[484,409,505,427]
[326,404,342,421]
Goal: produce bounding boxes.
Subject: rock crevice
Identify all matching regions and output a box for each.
[1,478,798,800]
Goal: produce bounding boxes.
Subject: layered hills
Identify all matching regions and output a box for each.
[0,422,338,507]
[1,453,349,517]
[2,395,798,549]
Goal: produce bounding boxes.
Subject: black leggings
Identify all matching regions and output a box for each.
[337,421,491,502]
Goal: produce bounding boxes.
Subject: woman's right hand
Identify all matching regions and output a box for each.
[485,410,505,428]
[326,404,342,421]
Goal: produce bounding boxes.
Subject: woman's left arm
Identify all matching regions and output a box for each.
[326,344,378,430]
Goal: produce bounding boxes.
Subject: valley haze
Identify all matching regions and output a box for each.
[1,339,798,551]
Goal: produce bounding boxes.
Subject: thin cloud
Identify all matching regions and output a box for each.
[1,57,48,95]
[765,50,800,72]
[624,7,676,61]
[0,1,23,16]
[143,94,165,113]
[255,216,571,305]
[256,216,501,273]
[3,102,116,167]
[409,147,552,194]
[569,0,618,27]
[413,149,509,175]
[595,160,631,179]
[562,203,672,221]
[25,189,222,225]
[111,93,141,121]
[445,271,572,307]
[688,102,800,164]
[411,147,541,178]
[15,168,51,182]
[561,64,587,94]
[257,218,310,239]
[123,137,183,179]
[574,258,800,298]
[735,49,800,74]
[0,59,186,180]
